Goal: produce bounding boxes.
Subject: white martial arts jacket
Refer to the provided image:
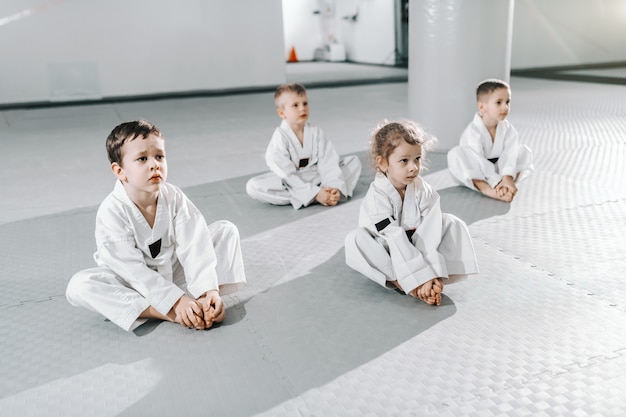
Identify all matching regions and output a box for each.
[359,174,448,285]
[460,113,521,178]
[93,181,219,316]
[265,120,348,207]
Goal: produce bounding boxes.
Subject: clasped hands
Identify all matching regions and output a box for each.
[172,290,224,330]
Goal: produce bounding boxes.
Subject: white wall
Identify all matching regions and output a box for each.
[282,0,351,62]
[2,0,625,106]
[337,0,396,65]
[282,0,323,61]
[282,0,396,65]
[0,0,286,105]
[512,0,626,68]
[283,0,626,69]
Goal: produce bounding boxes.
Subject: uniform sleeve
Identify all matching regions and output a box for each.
[315,128,348,195]
[498,124,520,178]
[459,123,485,157]
[173,193,219,298]
[460,123,500,186]
[413,184,447,276]
[359,188,438,292]
[95,208,184,316]
[265,129,319,207]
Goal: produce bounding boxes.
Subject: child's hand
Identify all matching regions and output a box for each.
[315,187,339,206]
[496,176,517,197]
[474,179,513,202]
[327,187,340,205]
[197,290,225,329]
[172,295,204,329]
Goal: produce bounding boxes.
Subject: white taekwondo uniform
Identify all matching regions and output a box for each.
[448,113,534,190]
[66,181,246,331]
[345,173,478,294]
[246,120,361,209]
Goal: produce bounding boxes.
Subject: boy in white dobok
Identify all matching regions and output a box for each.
[66,120,246,332]
[246,82,362,209]
[447,79,534,202]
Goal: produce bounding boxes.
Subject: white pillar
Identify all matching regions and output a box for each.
[408,0,514,150]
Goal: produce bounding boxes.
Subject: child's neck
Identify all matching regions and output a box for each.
[396,185,407,201]
[481,115,498,142]
[287,121,305,145]
[137,203,158,228]
[126,188,159,228]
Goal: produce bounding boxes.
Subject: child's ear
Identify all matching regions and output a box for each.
[276,107,286,119]
[111,162,126,181]
[477,100,485,113]
[375,155,387,173]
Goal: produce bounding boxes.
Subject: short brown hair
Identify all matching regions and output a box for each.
[274,82,307,107]
[476,79,510,102]
[106,119,162,164]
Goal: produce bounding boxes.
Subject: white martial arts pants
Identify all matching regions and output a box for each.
[245,155,362,207]
[344,214,479,293]
[66,220,246,332]
[447,145,534,190]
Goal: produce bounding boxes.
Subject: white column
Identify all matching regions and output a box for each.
[408,0,514,150]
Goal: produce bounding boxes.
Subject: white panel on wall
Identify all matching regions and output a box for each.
[338,0,396,65]
[0,0,286,105]
[282,0,321,61]
[282,0,396,65]
[48,61,101,101]
[512,0,626,68]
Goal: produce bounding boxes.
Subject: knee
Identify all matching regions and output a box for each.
[345,228,372,248]
[344,155,361,167]
[442,212,463,226]
[345,228,369,262]
[442,213,469,233]
[442,212,459,222]
[66,270,89,305]
[518,144,534,164]
[245,177,258,196]
[447,146,461,163]
[345,229,358,247]
[222,220,239,236]
[446,148,465,175]
[349,156,363,176]
[211,220,240,241]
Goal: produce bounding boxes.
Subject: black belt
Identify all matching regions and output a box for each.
[488,157,499,164]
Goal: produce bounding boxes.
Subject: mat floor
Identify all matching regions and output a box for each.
[1,72,625,416]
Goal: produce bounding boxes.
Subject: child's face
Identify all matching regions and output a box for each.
[478,87,511,124]
[277,92,309,128]
[377,141,422,192]
[112,133,167,199]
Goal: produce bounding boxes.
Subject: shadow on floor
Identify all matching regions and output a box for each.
[184,151,374,239]
[120,249,456,417]
[438,186,511,225]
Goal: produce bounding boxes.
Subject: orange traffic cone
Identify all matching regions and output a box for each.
[288,46,298,63]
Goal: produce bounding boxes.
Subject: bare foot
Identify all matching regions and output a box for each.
[390,279,443,305]
[411,278,443,305]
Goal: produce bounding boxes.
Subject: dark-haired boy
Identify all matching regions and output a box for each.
[66,120,246,331]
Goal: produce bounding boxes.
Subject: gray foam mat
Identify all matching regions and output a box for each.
[2,83,626,416]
